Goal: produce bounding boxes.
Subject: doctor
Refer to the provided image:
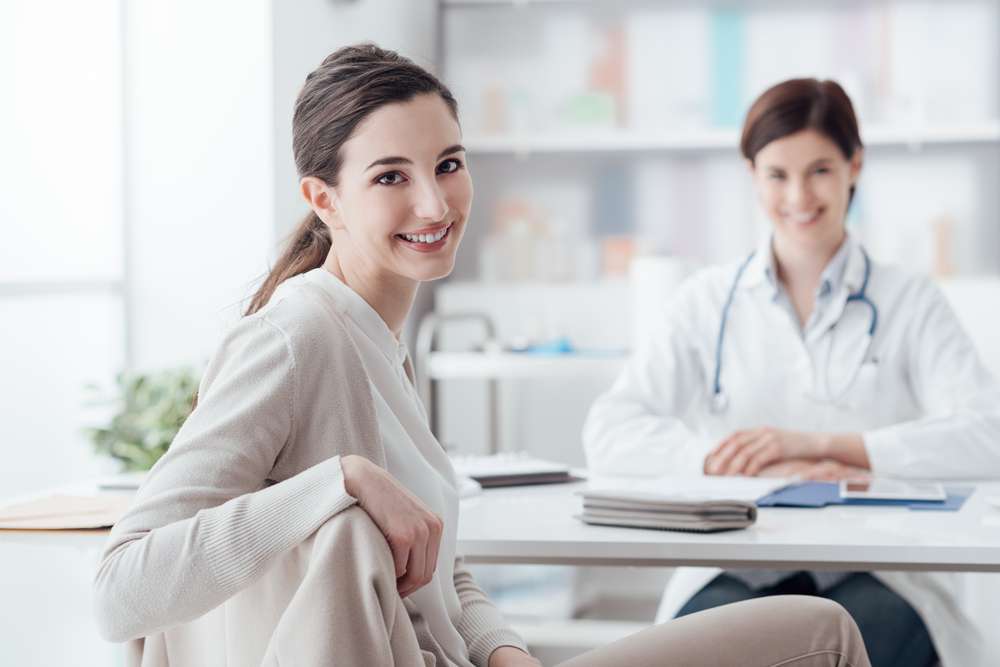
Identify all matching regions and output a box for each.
[583,78,1000,667]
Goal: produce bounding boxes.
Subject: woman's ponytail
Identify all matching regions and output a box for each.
[245,212,331,316]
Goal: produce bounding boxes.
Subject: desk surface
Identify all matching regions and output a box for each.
[457,481,1000,572]
[5,480,1000,573]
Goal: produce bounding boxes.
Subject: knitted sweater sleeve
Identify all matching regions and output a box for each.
[92,315,357,642]
[452,557,528,666]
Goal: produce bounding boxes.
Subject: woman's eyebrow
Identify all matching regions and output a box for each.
[365,144,466,172]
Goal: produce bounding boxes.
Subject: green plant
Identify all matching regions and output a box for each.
[86,367,200,471]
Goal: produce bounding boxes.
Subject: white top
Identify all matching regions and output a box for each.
[583,232,1000,480]
[310,269,474,666]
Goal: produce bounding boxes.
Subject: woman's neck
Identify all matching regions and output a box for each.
[322,249,418,338]
[772,228,847,295]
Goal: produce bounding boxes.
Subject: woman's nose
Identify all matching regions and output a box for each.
[413,180,448,222]
[785,178,814,209]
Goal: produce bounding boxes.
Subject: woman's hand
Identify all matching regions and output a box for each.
[341,454,444,598]
[704,427,825,476]
[488,646,542,667]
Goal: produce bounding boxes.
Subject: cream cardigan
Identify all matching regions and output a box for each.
[93,268,525,666]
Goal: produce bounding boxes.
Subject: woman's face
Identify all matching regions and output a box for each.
[314,93,472,283]
[750,128,862,253]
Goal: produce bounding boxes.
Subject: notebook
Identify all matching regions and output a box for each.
[450,452,577,488]
[578,489,757,533]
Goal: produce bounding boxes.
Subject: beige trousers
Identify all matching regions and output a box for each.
[263,508,871,667]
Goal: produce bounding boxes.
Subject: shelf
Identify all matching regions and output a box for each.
[427,351,626,379]
[464,121,1000,156]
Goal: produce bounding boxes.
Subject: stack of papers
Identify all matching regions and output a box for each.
[579,489,758,533]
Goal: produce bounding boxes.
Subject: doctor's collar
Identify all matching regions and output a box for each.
[739,232,863,299]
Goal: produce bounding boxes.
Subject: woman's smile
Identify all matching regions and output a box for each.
[394,221,454,252]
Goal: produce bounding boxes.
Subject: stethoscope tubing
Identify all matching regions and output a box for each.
[711,247,876,413]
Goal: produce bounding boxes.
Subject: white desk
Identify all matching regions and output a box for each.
[457,481,1000,572]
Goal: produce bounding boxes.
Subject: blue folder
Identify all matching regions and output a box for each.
[756,482,972,512]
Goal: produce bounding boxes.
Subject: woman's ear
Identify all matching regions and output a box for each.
[300,176,341,229]
[849,148,864,186]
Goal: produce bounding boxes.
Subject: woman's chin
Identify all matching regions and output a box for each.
[407,259,456,283]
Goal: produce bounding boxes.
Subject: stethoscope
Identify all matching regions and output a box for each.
[709,247,878,414]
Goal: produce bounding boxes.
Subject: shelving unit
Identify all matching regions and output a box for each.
[465,121,1000,156]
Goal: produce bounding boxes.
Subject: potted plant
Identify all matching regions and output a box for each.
[86,368,200,472]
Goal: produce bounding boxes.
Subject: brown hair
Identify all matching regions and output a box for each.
[245,43,459,316]
[740,78,863,201]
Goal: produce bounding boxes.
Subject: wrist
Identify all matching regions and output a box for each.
[340,454,369,500]
[813,432,835,459]
[824,434,870,469]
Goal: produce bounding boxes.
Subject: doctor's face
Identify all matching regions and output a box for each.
[750,129,862,252]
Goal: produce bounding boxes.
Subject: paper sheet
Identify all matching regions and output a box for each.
[0,494,133,530]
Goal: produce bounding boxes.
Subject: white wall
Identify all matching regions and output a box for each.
[0,0,125,501]
[125,0,276,371]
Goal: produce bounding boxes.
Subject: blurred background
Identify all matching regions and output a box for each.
[1,0,998,663]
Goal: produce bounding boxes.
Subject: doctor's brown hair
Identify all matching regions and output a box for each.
[740,78,863,201]
[245,43,459,316]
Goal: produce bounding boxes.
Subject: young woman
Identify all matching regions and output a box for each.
[584,78,1000,667]
[94,48,870,667]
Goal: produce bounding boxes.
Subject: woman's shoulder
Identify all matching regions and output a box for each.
[237,272,363,368]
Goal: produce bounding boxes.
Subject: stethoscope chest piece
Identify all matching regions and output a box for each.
[710,390,729,414]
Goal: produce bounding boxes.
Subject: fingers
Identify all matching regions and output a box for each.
[396,513,444,598]
[389,532,409,581]
[800,460,865,481]
[705,431,746,474]
[706,430,762,476]
[424,514,443,590]
[743,441,781,476]
[397,522,428,598]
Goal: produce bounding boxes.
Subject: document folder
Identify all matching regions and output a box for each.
[756,482,972,511]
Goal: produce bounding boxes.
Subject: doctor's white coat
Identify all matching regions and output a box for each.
[583,238,1000,667]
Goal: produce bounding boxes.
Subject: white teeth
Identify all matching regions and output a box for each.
[789,212,819,224]
[401,225,450,244]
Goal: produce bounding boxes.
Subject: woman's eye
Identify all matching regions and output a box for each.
[437,158,463,174]
[814,167,830,175]
[768,173,785,181]
[376,171,405,186]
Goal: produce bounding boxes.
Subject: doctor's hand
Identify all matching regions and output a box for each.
[704,427,826,476]
[756,459,872,481]
[341,454,444,598]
